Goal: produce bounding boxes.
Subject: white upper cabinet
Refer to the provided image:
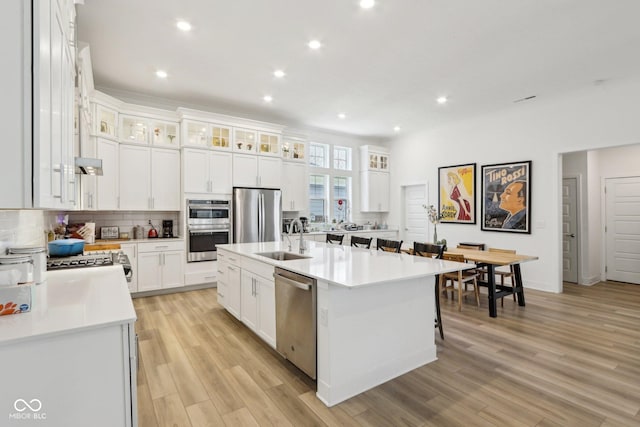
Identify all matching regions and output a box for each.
[94,104,118,140]
[281,139,307,162]
[258,132,280,157]
[233,154,282,188]
[360,145,390,172]
[119,145,180,211]
[182,120,231,150]
[95,138,119,210]
[183,148,232,194]
[281,162,308,211]
[119,114,180,148]
[234,128,258,153]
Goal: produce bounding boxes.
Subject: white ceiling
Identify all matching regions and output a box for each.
[77,0,640,139]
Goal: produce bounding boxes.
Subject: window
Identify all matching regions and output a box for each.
[308,142,354,226]
[333,176,351,222]
[333,146,351,171]
[309,174,328,223]
[309,143,329,168]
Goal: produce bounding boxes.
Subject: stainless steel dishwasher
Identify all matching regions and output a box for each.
[274,267,317,379]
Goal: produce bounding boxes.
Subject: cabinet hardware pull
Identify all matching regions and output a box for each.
[204,275,216,279]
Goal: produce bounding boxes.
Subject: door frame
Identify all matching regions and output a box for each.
[562,175,581,284]
[400,181,429,245]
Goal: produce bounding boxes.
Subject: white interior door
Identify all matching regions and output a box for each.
[402,184,428,247]
[562,178,578,283]
[605,177,640,284]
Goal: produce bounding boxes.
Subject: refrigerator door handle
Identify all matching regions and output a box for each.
[259,193,265,242]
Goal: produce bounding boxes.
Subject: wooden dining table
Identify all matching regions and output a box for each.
[443,248,539,318]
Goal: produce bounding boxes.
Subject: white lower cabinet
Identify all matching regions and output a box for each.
[218,250,241,319]
[136,241,184,292]
[240,269,276,348]
[120,243,138,293]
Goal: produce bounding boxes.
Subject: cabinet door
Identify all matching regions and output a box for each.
[282,162,307,211]
[119,144,151,210]
[120,243,137,293]
[209,151,232,193]
[137,252,162,291]
[183,120,209,147]
[151,148,180,210]
[226,263,242,319]
[258,132,280,156]
[241,271,258,331]
[96,139,119,210]
[120,115,148,144]
[233,154,258,187]
[372,171,390,211]
[94,104,118,139]
[216,260,228,306]
[161,251,184,288]
[256,275,276,348]
[183,148,209,193]
[258,157,282,189]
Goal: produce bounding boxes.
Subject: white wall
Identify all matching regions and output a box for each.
[0,211,46,254]
[389,76,640,293]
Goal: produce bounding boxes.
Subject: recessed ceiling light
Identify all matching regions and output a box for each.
[338,113,346,119]
[274,70,286,78]
[263,95,273,103]
[308,40,322,50]
[360,0,375,9]
[176,20,192,32]
[437,96,448,104]
[393,126,401,132]
[156,70,168,78]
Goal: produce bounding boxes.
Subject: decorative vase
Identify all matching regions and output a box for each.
[433,224,438,244]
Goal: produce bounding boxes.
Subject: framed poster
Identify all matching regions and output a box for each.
[481,160,531,233]
[438,163,476,224]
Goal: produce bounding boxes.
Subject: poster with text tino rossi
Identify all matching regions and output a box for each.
[481,161,531,233]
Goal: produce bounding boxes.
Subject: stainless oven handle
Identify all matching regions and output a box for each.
[189,230,230,235]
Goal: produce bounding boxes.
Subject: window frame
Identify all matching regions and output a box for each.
[309,142,353,225]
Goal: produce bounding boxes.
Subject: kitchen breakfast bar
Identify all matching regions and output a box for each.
[217,241,472,406]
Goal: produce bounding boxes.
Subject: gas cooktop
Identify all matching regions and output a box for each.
[47,254,114,270]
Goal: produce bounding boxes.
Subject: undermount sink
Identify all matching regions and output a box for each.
[256,251,311,261]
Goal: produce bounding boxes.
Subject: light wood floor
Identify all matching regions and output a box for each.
[133,281,640,426]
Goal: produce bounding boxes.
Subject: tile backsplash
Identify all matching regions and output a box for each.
[0,210,47,253]
[56,211,181,239]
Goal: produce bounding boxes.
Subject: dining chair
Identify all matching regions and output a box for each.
[488,247,517,306]
[376,238,403,253]
[413,242,445,339]
[440,253,480,311]
[350,236,373,249]
[326,233,345,245]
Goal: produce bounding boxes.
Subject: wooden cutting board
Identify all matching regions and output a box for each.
[84,243,122,251]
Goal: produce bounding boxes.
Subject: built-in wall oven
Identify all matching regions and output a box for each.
[187,199,231,262]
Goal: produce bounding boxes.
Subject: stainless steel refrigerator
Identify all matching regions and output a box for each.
[233,187,282,243]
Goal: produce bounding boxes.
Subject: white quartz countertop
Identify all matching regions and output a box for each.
[218,241,472,288]
[0,266,136,345]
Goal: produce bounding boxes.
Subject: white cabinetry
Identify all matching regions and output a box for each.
[281,138,306,162]
[120,243,138,293]
[79,137,119,210]
[183,148,232,194]
[360,145,390,212]
[217,250,241,319]
[233,154,282,188]
[32,0,77,210]
[94,103,118,140]
[120,114,179,147]
[119,145,180,210]
[137,241,185,292]
[282,162,308,211]
[240,259,276,348]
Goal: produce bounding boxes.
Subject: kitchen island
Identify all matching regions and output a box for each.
[217,240,471,406]
[0,266,137,427]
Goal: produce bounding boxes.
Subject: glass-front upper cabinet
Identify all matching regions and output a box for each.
[211,125,231,149]
[360,145,390,172]
[258,132,280,156]
[282,139,306,162]
[120,115,148,144]
[183,120,209,147]
[234,128,257,153]
[150,120,179,147]
[94,104,118,140]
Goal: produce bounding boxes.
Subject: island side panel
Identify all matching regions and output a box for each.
[316,276,437,406]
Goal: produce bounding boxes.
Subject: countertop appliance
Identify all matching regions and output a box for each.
[233,187,282,243]
[46,252,133,282]
[100,226,119,240]
[187,199,231,262]
[274,267,317,379]
[162,220,174,238]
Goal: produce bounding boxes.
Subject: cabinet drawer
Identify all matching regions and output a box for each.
[241,257,274,281]
[184,270,217,286]
[138,240,184,253]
